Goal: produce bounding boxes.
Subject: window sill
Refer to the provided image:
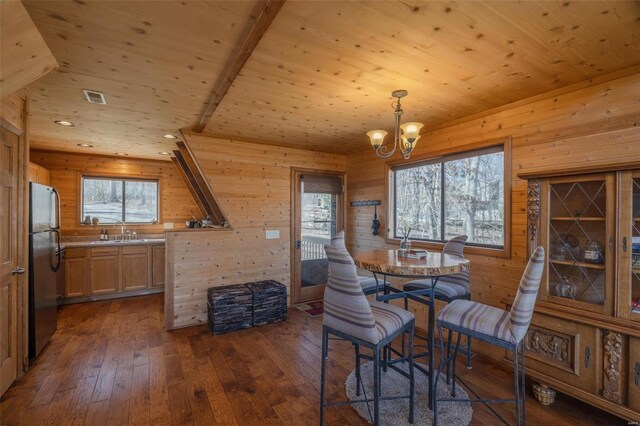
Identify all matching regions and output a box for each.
[384,237,510,259]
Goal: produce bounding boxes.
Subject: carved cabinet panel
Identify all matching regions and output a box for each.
[628,337,640,412]
[523,312,598,393]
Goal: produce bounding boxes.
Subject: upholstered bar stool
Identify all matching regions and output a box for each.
[402,235,473,367]
[320,244,416,425]
[330,232,390,295]
[433,247,545,426]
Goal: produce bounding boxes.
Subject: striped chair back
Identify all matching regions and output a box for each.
[443,235,468,257]
[509,247,545,343]
[331,231,346,249]
[441,235,470,290]
[322,245,377,343]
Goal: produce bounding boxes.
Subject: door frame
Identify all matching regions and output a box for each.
[290,167,346,305]
[0,104,29,395]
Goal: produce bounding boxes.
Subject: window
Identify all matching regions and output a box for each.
[81,177,159,224]
[391,145,506,249]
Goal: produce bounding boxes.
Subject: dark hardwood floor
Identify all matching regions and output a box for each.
[0,294,626,425]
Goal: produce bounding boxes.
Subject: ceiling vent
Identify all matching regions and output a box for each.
[83,89,106,105]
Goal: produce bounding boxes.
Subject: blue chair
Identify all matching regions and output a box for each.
[433,247,545,426]
[320,244,416,425]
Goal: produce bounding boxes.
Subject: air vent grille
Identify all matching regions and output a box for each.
[83,89,106,105]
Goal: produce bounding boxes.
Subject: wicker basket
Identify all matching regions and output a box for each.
[532,383,556,405]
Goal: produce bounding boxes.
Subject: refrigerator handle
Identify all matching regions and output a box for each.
[52,229,61,272]
[52,187,61,230]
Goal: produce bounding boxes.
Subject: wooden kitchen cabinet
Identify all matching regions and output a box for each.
[64,248,88,297]
[151,245,165,288]
[121,245,150,291]
[89,247,119,295]
[28,161,50,185]
[62,242,165,302]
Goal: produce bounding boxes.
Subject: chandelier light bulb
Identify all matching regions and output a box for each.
[367,130,387,149]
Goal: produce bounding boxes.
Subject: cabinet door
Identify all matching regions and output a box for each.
[121,245,149,291]
[90,255,119,295]
[521,312,598,394]
[617,170,640,322]
[151,245,165,288]
[64,257,87,297]
[539,173,615,315]
[629,337,640,412]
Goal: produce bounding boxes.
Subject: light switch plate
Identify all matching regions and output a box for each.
[164,222,174,229]
[266,230,280,239]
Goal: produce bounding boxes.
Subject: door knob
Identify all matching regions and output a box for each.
[11,267,26,275]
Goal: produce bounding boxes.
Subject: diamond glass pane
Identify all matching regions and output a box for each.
[631,178,640,314]
[548,180,607,305]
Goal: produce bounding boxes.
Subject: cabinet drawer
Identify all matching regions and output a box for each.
[522,312,598,394]
[91,246,119,257]
[65,248,87,259]
[121,245,148,255]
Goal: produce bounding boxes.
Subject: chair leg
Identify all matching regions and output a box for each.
[408,323,415,424]
[355,344,361,396]
[402,295,408,358]
[446,330,452,385]
[451,332,462,398]
[514,345,521,426]
[433,325,448,426]
[383,345,388,373]
[466,336,473,369]
[521,342,527,425]
[373,347,380,425]
[320,328,328,426]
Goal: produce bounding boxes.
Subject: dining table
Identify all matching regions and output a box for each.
[353,249,470,410]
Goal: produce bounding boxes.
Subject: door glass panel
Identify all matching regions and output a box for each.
[301,192,337,288]
[631,177,640,315]
[548,180,607,305]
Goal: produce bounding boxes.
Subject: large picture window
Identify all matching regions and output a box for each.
[392,145,506,248]
[81,176,159,224]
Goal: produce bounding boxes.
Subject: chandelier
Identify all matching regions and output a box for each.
[367,90,423,159]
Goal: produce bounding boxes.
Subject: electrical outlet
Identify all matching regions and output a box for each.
[265,230,280,239]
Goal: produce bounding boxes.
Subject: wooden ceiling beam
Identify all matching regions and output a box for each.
[193,0,285,132]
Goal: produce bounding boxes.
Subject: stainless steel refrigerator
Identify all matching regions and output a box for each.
[29,183,61,359]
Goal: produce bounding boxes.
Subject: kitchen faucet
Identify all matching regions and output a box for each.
[114,220,126,241]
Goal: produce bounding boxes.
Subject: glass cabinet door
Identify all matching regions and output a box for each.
[619,170,640,321]
[632,173,640,318]
[541,174,614,314]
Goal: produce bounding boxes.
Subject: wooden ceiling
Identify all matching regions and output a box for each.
[23,1,640,159]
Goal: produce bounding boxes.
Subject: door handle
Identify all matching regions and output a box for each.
[296,240,302,249]
[11,267,26,275]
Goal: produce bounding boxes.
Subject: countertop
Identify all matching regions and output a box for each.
[61,238,165,249]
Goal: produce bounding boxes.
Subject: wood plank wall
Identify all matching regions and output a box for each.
[29,150,199,237]
[347,71,640,360]
[166,133,347,329]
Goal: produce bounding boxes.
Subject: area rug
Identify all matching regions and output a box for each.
[294,300,323,316]
[345,361,472,425]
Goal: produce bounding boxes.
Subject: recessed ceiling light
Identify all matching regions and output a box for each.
[158,151,172,156]
[54,120,75,127]
[77,143,93,148]
[115,152,128,156]
[163,134,177,139]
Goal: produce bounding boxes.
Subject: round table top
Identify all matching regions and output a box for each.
[354,249,470,277]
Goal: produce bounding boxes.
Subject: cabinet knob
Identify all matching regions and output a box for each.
[623,236,628,253]
[635,362,640,387]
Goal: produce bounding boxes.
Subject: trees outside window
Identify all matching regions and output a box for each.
[393,146,505,248]
[82,177,159,223]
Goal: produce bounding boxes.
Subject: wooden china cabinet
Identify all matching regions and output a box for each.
[516,166,640,421]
